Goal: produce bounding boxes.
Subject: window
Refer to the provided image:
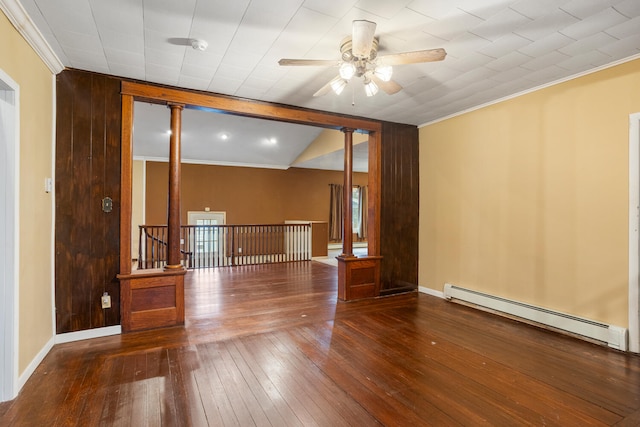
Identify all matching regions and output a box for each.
[352,186,361,234]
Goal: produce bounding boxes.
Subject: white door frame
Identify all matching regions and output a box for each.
[0,68,20,401]
[629,112,640,353]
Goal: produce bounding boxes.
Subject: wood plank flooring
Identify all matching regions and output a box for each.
[1,261,640,426]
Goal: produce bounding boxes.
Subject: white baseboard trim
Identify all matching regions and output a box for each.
[418,286,445,299]
[55,325,122,344]
[17,335,54,393]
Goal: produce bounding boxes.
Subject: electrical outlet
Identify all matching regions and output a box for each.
[101,292,111,309]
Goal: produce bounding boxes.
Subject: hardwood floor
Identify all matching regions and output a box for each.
[1,261,640,426]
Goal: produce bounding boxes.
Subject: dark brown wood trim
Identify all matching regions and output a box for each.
[367,131,381,257]
[120,94,134,275]
[120,81,382,133]
[340,128,354,258]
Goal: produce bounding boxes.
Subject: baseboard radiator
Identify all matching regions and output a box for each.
[443,283,628,351]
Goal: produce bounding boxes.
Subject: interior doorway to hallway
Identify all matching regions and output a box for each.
[0,69,19,402]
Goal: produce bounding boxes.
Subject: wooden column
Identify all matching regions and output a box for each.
[340,128,355,258]
[166,103,184,270]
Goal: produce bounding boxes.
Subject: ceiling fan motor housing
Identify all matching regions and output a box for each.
[340,37,379,77]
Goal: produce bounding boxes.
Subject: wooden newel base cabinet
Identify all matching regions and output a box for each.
[117,269,186,332]
[337,256,382,301]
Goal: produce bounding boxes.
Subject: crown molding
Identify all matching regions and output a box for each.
[420,53,640,128]
[0,0,64,74]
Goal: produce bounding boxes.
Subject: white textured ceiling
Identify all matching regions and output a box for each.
[15,0,640,169]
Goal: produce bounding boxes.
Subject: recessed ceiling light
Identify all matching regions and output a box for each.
[220,133,229,140]
[268,137,277,144]
[166,130,172,135]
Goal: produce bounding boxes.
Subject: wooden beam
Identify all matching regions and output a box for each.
[121,80,382,133]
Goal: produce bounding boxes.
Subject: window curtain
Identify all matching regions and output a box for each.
[358,185,368,240]
[329,184,343,241]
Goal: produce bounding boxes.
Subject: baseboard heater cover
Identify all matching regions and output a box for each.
[443,283,628,351]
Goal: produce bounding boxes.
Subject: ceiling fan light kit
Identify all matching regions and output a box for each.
[278,19,446,98]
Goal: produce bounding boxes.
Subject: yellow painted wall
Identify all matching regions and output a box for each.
[0,12,55,373]
[420,59,640,328]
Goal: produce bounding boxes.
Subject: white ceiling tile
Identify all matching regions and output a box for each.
[510,0,572,20]
[188,1,249,54]
[207,77,244,95]
[558,32,619,56]
[514,9,578,41]
[560,0,619,20]
[90,0,143,35]
[559,7,627,40]
[444,52,495,72]
[457,0,519,20]
[214,62,252,81]
[354,0,412,19]
[423,10,485,41]
[302,0,358,18]
[485,51,532,71]
[33,0,98,35]
[407,0,462,20]
[145,47,184,66]
[266,7,338,62]
[182,51,225,70]
[489,66,532,83]
[143,1,196,34]
[177,76,211,91]
[556,50,612,72]
[180,62,221,80]
[444,32,493,58]
[598,34,640,58]
[521,50,570,71]
[109,64,146,81]
[100,30,144,51]
[606,16,640,39]
[524,65,570,83]
[146,63,181,83]
[470,8,532,42]
[56,30,103,52]
[103,48,145,67]
[615,0,640,18]
[516,32,574,57]
[478,33,532,58]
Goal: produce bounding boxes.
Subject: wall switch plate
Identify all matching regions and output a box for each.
[101,293,111,309]
[45,178,53,193]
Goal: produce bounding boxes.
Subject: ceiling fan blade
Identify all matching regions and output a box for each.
[352,20,377,58]
[313,76,340,97]
[378,48,447,65]
[278,58,340,66]
[370,74,402,95]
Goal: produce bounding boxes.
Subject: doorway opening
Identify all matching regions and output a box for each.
[0,69,19,401]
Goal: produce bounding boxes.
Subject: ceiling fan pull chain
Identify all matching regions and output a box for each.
[352,84,356,107]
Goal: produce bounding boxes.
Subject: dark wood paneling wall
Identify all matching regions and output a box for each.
[380,122,419,292]
[55,69,121,333]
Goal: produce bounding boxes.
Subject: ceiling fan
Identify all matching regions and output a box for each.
[278,20,446,97]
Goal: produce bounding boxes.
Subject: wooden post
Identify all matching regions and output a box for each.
[166,103,184,270]
[340,128,355,258]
